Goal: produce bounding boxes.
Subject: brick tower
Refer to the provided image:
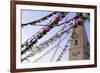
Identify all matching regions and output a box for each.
[69,24,90,60]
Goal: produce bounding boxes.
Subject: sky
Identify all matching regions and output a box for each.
[21,10,90,63]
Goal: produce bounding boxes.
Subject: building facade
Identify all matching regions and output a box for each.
[69,24,90,60]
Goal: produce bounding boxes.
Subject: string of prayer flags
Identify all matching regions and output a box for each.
[21,11,58,27]
[56,28,74,61]
[21,53,34,62]
[57,13,82,26]
[50,12,68,27]
[56,46,68,61]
